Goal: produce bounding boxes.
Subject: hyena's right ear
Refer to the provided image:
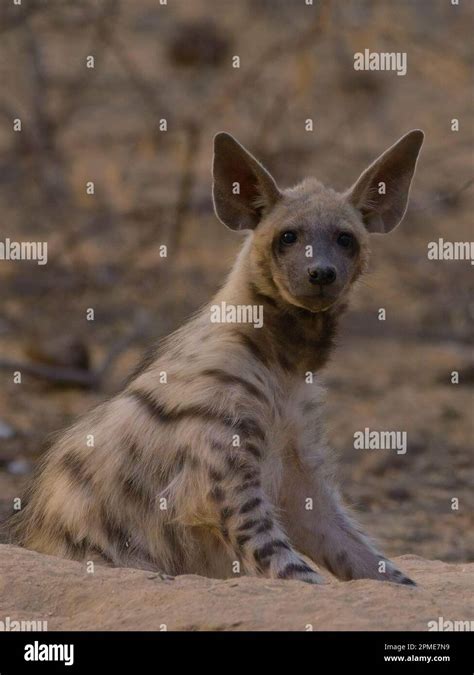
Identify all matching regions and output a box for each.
[212,132,281,230]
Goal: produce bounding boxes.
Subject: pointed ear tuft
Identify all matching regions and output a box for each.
[346,130,424,234]
[212,132,281,231]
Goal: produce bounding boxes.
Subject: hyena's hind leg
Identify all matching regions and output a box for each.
[204,439,324,584]
[281,462,416,586]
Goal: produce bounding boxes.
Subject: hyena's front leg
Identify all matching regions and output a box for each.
[206,439,324,584]
[280,458,415,586]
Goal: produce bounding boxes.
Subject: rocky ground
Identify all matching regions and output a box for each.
[1,545,472,631]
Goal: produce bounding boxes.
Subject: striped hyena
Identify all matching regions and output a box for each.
[12,130,424,585]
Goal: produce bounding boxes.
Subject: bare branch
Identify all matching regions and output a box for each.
[0,312,151,390]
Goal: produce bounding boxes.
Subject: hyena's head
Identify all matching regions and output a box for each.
[213,130,423,313]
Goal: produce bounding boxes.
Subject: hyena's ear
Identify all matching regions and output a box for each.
[213,132,281,230]
[346,130,424,234]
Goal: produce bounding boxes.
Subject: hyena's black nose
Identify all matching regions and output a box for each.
[308,266,337,285]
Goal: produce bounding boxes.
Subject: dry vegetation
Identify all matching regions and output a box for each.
[0,0,472,564]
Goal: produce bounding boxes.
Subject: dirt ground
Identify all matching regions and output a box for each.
[1,545,473,631]
[0,0,473,581]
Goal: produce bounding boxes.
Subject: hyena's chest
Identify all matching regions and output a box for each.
[258,376,326,498]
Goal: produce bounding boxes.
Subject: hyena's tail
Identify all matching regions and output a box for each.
[5,483,50,552]
[4,439,90,561]
[4,503,28,546]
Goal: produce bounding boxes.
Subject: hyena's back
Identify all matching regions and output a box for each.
[13,391,230,576]
[11,318,292,578]
[12,397,152,566]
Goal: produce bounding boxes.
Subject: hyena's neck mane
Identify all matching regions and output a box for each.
[215,239,347,375]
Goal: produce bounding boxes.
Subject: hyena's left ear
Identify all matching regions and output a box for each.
[213,132,281,230]
[345,130,424,234]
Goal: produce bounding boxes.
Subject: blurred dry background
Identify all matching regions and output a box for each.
[0,0,472,563]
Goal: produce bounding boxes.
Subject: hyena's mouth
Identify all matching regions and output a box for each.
[269,264,345,313]
[305,297,340,312]
[282,288,341,313]
[294,286,346,313]
[269,264,341,313]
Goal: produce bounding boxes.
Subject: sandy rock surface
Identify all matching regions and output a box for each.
[0,545,472,631]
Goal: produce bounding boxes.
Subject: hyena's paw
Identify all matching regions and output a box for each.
[274,559,325,585]
[147,572,175,582]
[292,568,325,585]
[382,561,416,587]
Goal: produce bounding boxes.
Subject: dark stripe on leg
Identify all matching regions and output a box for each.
[239,497,262,514]
[277,561,314,579]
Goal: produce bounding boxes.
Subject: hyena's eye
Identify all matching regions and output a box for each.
[280,231,298,245]
[337,232,354,249]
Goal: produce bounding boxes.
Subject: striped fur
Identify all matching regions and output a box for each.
[10,132,423,586]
